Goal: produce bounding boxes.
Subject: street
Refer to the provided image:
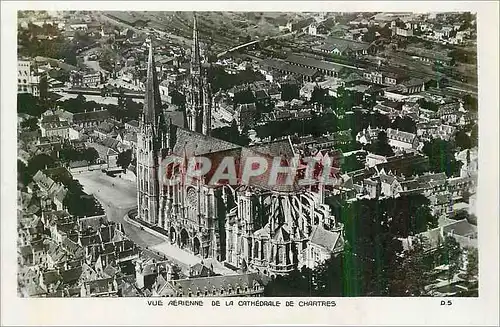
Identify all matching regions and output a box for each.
[75,170,165,248]
[74,170,233,273]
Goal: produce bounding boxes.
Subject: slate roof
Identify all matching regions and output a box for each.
[85,277,117,295]
[261,58,319,78]
[323,37,370,52]
[249,138,295,159]
[72,110,110,123]
[60,266,83,284]
[172,128,239,157]
[41,120,69,130]
[286,54,344,73]
[310,224,342,252]
[443,219,477,238]
[43,270,62,285]
[169,273,264,296]
[379,173,397,185]
[386,128,417,144]
[190,262,215,277]
[25,281,48,297]
[19,245,33,257]
[165,111,186,128]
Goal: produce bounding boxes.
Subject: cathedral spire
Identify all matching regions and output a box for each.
[191,13,201,75]
[144,40,162,125]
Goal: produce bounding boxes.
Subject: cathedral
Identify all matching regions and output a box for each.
[136,16,345,277]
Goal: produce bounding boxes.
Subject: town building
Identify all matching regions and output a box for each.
[18,59,45,97]
[313,37,371,56]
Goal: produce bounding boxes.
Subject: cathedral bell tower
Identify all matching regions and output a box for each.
[136,40,168,225]
[186,13,212,136]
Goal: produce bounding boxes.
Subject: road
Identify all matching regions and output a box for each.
[74,170,165,248]
[74,170,234,274]
[54,91,124,105]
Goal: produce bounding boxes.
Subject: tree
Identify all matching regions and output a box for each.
[17,94,47,117]
[417,98,439,112]
[39,76,48,100]
[281,82,300,101]
[391,116,416,134]
[464,248,478,284]
[388,236,433,296]
[83,147,99,164]
[470,124,478,147]
[454,129,472,150]
[366,131,395,157]
[422,139,461,177]
[20,117,39,131]
[117,87,126,109]
[438,236,462,282]
[362,27,377,43]
[18,160,31,186]
[27,154,56,177]
[341,154,365,173]
[117,149,133,170]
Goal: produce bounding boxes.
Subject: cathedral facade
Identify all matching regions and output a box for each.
[136,16,344,277]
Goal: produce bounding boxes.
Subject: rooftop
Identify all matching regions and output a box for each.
[285,54,344,73]
[261,58,319,78]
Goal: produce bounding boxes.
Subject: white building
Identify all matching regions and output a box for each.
[308,23,318,36]
[18,59,43,97]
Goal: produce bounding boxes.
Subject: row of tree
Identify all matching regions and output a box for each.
[59,143,99,165]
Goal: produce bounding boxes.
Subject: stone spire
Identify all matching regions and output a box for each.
[190,13,201,76]
[143,40,162,125]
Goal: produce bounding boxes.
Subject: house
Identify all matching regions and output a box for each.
[356,126,382,145]
[303,224,344,269]
[386,128,420,150]
[429,192,454,217]
[18,58,45,97]
[235,103,257,132]
[124,120,139,132]
[80,277,119,297]
[379,172,403,197]
[134,258,172,290]
[166,272,266,297]
[394,27,413,37]
[285,54,343,78]
[403,218,477,253]
[40,120,70,139]
[361,178,380,198]
[286,17,316,33]
[260,58,320,83]
[70,71,104,88]
[417,122,456,141]
[308,23,318,36]
[60,109,110,128]
[404,47,453,66]
[314,37,371,56]
[365,153,388,167]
